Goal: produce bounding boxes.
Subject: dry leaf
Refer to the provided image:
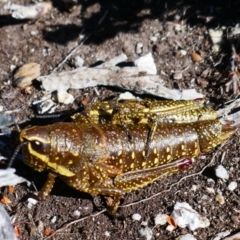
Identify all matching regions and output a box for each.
[14,225,21,237]
[13,62,41,89]
[191,52,202,63]
[166,215,177,229]
[105,197,114,207]
[43,227,54,236]
[21,86,33,95]
[0,196,12,204]
[82,97,90,106]
[8,186,14,194]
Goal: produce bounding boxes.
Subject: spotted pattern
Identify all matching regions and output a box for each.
[19,100,235,212]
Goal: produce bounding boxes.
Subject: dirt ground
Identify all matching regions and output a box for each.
[1,0,240,239]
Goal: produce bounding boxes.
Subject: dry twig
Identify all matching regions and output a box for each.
[37,53,203,101]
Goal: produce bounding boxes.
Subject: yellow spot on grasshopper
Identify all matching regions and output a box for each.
[142,162,146,167]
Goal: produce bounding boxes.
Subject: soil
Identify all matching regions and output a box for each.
[1,0,240,239]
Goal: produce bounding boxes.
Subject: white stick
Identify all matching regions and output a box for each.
[37,53,203,100]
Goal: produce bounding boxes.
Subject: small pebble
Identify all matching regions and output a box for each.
[176,233,197,240]
[150,32,160,42]
[30,30,38,36]
[206,187,215,194]
[231,215,240,224]
[74,56,84,68]
[118,92,138,100]
[209,29,223,52]
[216,192,225,205]
[191,185,197,192]
[10,65,16,71]
[135,42,143,55]
[141,221,148,226]
[56,91,74,104]
[139,227,153,240]
[173,71,182,80]
[27,198,38,209]
[104,231,110,237]
[174,24,182,31]
[132,213,141,221]
[51,216,57,223]
[154,213,167,225]
[197,78,209,88]
[180,49,187,56]
[166,225,175,232]
[171,202,210,231]
[227,182,237,191]
[73,210,81,217]
[215,165,229,181]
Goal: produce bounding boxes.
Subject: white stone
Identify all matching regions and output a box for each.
[73,210,81,217]
[104,231,110,237]
[134,52,157,75]
[132,213,141,221]
[139,227,153,240]
[141,221,148,226]
[209,29,223,52]
[227,181,237,191]
[191,185,197,192]
[215,165,229,181]
[57,91,74,104]
[206,187,215,194]
[118,92,138,100]
[216,192,225,205]
[74,56,84,68]
[27,198,38,209]
[154,213,167,225]
[135,42,143,55]
[180,49,187,56]
[171,202,210,231]
[166,225,175,232]
[51,216,57,223]
[176,233,197,240]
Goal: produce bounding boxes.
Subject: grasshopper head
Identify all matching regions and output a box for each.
[20,126,51,172]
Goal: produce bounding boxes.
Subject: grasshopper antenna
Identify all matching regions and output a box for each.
[1,91,22,167]
[7,142,27,168]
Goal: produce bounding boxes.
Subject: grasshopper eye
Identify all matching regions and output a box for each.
[30,140,49,154]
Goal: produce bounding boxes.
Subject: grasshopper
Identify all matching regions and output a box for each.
[18,99,234,212]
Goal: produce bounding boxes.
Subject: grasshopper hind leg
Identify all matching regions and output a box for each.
[114,158,193,192]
